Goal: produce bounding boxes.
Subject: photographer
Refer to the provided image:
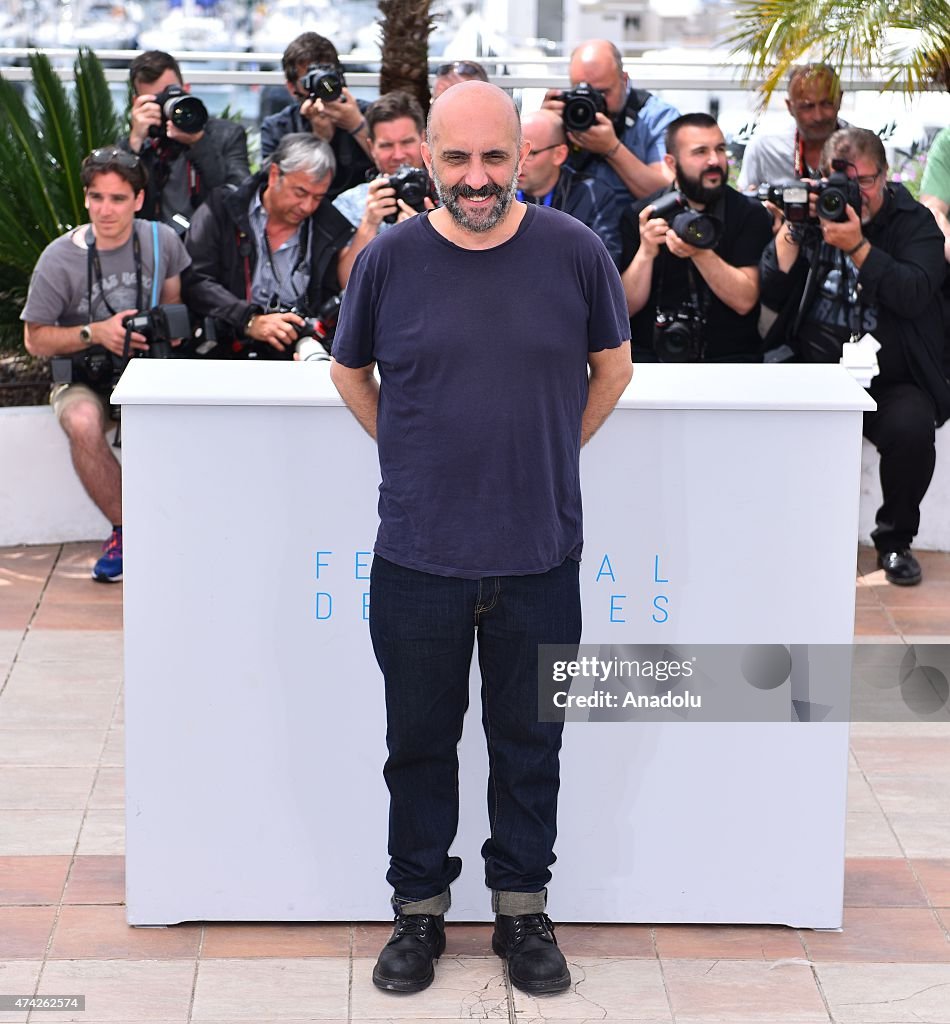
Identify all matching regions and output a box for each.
[333,91,435,287]
[125,50,250,234]
[21,148,190,583]
[621,113,772,362]
[761,127,950,586]
[541,39,679,202]
[182,134,353,356]
[260,32,375,199]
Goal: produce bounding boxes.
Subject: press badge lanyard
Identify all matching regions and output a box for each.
[259,217,311,309]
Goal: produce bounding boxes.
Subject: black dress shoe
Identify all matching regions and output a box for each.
[372,913,445,993]
[878,548,922,586]
[492,912,571,994]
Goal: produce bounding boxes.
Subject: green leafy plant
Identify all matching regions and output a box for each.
[0,49,123,354]
[727,0,950,106]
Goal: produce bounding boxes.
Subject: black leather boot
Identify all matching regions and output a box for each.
[492,912,571,994]
[372,913,446,993]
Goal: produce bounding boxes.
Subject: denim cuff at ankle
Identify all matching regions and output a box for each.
[392,888,451,916]
[492,888,547,915]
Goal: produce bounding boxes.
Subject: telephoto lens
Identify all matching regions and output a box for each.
[296,338,330,362]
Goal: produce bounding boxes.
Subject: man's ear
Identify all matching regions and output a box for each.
[134,190,145,213]
[663,151,676,176]
[421,140,433,174]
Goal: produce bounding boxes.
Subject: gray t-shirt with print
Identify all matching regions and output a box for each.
[21,219,190,326]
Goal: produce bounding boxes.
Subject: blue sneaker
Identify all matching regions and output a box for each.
[92,527,123,583]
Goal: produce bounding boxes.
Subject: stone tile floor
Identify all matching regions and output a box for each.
[0,542,949,1023]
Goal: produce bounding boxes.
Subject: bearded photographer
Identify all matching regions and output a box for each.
[761,127,950,586]
[621,113,772,363]
[124,50,249,234]
[182,134,353,357]
[334,91,436,288]
[21,149,190,582]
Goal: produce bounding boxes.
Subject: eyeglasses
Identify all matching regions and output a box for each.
[87,148,141,169]
[855,170,882,188]
[434,61,486,79]
[524,144,562,159]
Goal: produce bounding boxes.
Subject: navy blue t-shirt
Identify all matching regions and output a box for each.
[332,203,630,578]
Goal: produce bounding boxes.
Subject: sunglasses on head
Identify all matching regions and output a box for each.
[87,147,141,169]
[435,62,484,78]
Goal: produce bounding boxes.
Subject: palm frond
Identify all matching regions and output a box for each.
[74,46,124,154]
[29,51,83,229]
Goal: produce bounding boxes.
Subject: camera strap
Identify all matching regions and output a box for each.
[653,251,710,324]
[86,224,144,320]
[260,217,311,307]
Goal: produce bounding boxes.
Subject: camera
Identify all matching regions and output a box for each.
[299,64,345,103]
[654,304,705,363]
[383,165,432,224]
[560,82,607,133]
[756,180,811,224]
[815,165,862,222]
[240,295,342,361]
[648,191,723,250]
[122,303,191,359]
[148,84,208,138]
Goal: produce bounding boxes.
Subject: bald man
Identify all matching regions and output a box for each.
[519,109,622,265]
[331,81,631,996]
[542,38,679,202]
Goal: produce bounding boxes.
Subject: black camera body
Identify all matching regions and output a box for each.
[122,303,191,359]
[238,295,342,361]
[51,347,120,393]
[757,161,862,225]
[648,190,723,250]
[383,165,432,224]
[148,84,209,138]
[654,304,705,363]
[561,82,607,133]
[299,64,345,102]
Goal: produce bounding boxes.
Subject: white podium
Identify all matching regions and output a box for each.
[115,360,874,927]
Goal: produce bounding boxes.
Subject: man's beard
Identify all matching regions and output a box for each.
[676,163,725,207]
[431,165,519,234]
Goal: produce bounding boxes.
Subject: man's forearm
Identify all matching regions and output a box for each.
[621,249,655,315]
[25,322,88,357]
[607,147,670,200]
[690,251,759,315]
[330,359,379,440]
[581,343,632,446]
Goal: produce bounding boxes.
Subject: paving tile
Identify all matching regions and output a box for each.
[889,607,950,635]
[800,907,950,962]
[662,958,830,1024]
[50,906,200,960]
[845,808,903,858]
[6,659,123,691]
[815,961,950,1023]
[872,776,950,820]
[875,580,950,609]
[88,768,124,810]
[37,958,194,1021]
[885,812,950,859]
[76,810,124,856]
[850,719,950,738]
[854,607,899,637]
[509,957,671,1021]
[351,956,508,1019]
[654,924,804,960]
[844,857,928,907]
[0,630,23,668]
[554,923,654,958]
[200,923,350,958]
[0,767,95,810]
[846,768,881,814]
[99,729,124,768]
[16,630,123,666]
[32,600,123,632]
[0,729,106,767]
[63,855,124,905]
[193,958,349,1021]
[0,906,56,958]
[0,811,83,855]
[0,856,70,905]
[852,735,950,774]
[0,679,117,729]
[0,959,43,1023]
[915,859,950,907]
[351,923,398,958]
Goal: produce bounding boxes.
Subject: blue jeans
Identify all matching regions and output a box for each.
[369,554,581,913]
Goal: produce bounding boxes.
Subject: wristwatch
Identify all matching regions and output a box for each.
[79,324,93,346]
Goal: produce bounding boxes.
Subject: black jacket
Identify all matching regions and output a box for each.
[123,117,250,226]
[181,171,354,343]
[549,165,622,267]
[259,100,374,199]
[760,183,950,425]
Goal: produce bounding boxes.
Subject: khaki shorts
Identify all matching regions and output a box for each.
[50,382,114,426]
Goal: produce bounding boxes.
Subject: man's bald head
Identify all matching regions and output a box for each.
[427,80,521,148]
[567,39,628,116]
[522,109,566,149]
